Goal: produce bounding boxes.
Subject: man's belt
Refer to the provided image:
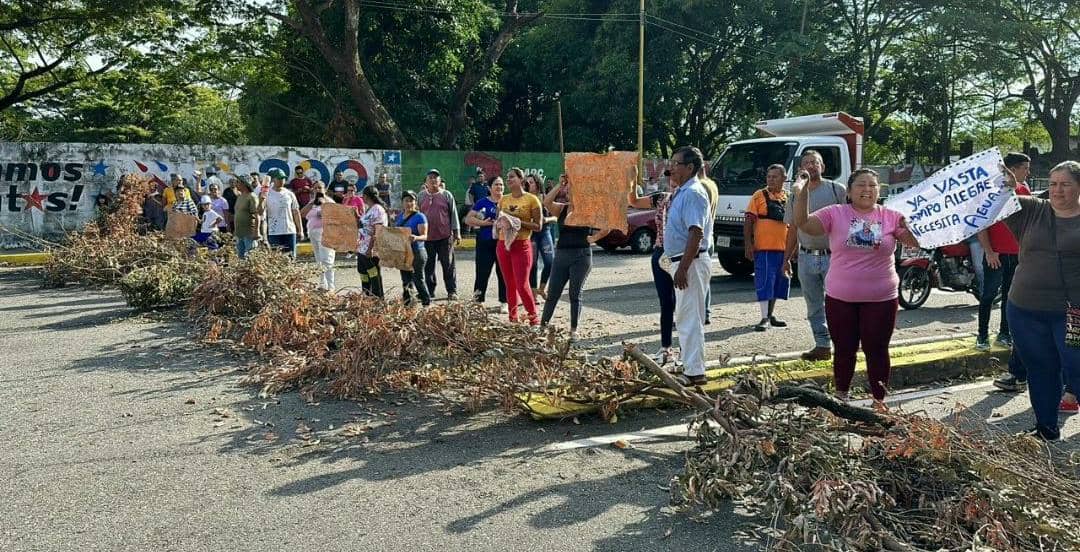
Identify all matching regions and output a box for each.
[800,246,831,255]
[668,250,707,263]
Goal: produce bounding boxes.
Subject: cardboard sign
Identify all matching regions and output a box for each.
[164,212,199,239]
[884,148,1020,249]
[319,203,359,252]
[564,151,639,233]
[374,226,414,271]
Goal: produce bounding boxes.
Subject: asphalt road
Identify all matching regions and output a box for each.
[2,259,1072,552]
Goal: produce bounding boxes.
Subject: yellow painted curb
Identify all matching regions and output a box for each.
[0,237,480,266]
[0,252,50,266]
[524,338,1009,420]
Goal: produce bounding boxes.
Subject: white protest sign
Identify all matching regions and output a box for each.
[884,148,1020,249]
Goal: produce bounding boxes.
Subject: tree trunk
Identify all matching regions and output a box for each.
[1045,112,1073,164]
[439,1,541,149]
[283,0,409,148]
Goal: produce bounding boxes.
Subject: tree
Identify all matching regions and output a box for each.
[213,0,541,148]
[11,70,245,145]
[975,0,1080,162]
[0,0,195,112]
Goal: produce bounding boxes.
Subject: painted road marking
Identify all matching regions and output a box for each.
[541,380,996,452]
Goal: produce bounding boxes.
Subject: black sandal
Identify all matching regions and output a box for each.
[675,374,707,386]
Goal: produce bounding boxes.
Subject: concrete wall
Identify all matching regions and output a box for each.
[400,150,565,201]
[1,142,676,248]
[0,142,402,248]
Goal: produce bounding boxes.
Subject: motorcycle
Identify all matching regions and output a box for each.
[896,242,981,310]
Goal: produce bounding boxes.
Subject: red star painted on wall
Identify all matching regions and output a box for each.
[21,188,46,211]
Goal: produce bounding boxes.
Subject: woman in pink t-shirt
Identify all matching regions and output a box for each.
[794,169,920,405]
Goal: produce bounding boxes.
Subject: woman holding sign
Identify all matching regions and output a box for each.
[1000,161,1080,441]
[357,185,388,298]
[794,169,920,407]
[539,176,610,341]
[495,168,543,325]
[300,181,336,291]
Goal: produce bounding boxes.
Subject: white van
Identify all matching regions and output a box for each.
[708,112,864,277]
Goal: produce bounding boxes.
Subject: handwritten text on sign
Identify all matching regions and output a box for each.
[884,148,1019,249]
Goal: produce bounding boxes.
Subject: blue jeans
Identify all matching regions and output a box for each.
[966,236,985,295]
[530,226,554,289]
[651,248,676,348]
[978,253,1017,341]
[236,237,257,259]
[797,251,831,348]
[267,233,297,258]
[1007,301,1080,438]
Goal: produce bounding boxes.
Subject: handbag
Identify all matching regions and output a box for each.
[1050,214,1080,347]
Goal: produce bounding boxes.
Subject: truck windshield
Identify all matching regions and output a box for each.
[709,142,797,195]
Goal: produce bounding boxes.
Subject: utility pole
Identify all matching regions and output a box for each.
[637,0,645,185]
[556,93,565,156]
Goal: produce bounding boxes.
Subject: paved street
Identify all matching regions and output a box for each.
[2,261,1075,552]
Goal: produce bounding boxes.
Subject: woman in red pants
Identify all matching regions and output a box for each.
[793,168,920,407]
[496,168,543,324]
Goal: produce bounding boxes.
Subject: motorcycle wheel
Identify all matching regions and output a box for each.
[898,265,932,310]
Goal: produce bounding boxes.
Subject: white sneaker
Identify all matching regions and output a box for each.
[499,303,509,314]
[569,331,580,342]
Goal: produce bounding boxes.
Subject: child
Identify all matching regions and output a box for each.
[195,195,223,250]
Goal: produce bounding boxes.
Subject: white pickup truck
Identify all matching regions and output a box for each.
[708,112,865,277]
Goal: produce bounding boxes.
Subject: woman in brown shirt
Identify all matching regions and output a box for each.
[1002,160,1080,441]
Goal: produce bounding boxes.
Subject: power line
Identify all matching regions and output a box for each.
[357,0,638,21]
[354,0,840,82]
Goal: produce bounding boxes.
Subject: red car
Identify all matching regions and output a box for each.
[596,208,658,253]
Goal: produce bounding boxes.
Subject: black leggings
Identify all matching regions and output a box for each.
[651,248,676,348]
[357,254,384,298]
[540,247,593,329]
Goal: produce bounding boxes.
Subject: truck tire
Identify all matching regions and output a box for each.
[628,228,655,254]
[897,265,931,310]
[718,253,754,278]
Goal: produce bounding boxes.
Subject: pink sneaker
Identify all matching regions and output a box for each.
[1059,397,1079,413]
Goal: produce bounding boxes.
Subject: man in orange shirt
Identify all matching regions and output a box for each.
[744,164,791,331]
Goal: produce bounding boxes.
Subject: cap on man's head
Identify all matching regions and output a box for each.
[427,169,440,176]
[401,190,417,201]
[199,195,212,205]
[475,167,485,175]
[267,168,287,180]
[170,173,182,181]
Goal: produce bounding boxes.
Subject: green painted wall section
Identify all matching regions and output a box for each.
[401,150,565,202]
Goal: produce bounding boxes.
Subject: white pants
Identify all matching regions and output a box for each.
[668,256,711,377]
[308,228,336,290]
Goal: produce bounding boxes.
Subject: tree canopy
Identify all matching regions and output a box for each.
[1,0,1076,164]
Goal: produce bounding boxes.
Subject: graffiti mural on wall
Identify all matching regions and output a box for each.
[0,142,402,248]
[400,150,565,201]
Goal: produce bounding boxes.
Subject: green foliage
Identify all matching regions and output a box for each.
[19,71,245,144]
[119,261,208,311]
[3,0,1076,165]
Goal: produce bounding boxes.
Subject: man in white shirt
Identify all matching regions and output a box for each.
[264,168,304,258]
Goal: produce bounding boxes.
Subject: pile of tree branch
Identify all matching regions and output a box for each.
[628,347,1080,551]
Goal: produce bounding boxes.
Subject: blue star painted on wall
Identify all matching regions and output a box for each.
[92,160,109,176]
[383,151,401,165]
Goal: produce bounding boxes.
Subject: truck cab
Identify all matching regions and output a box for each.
[709,112,863,277]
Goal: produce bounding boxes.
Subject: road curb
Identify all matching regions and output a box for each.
[0,252,50,266]
[525,337,1009,420]
[1,237,480,266]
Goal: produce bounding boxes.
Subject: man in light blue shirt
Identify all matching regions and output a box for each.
[663,146,713,385]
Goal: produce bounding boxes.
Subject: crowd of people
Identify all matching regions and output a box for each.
[124,150,1080,441]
